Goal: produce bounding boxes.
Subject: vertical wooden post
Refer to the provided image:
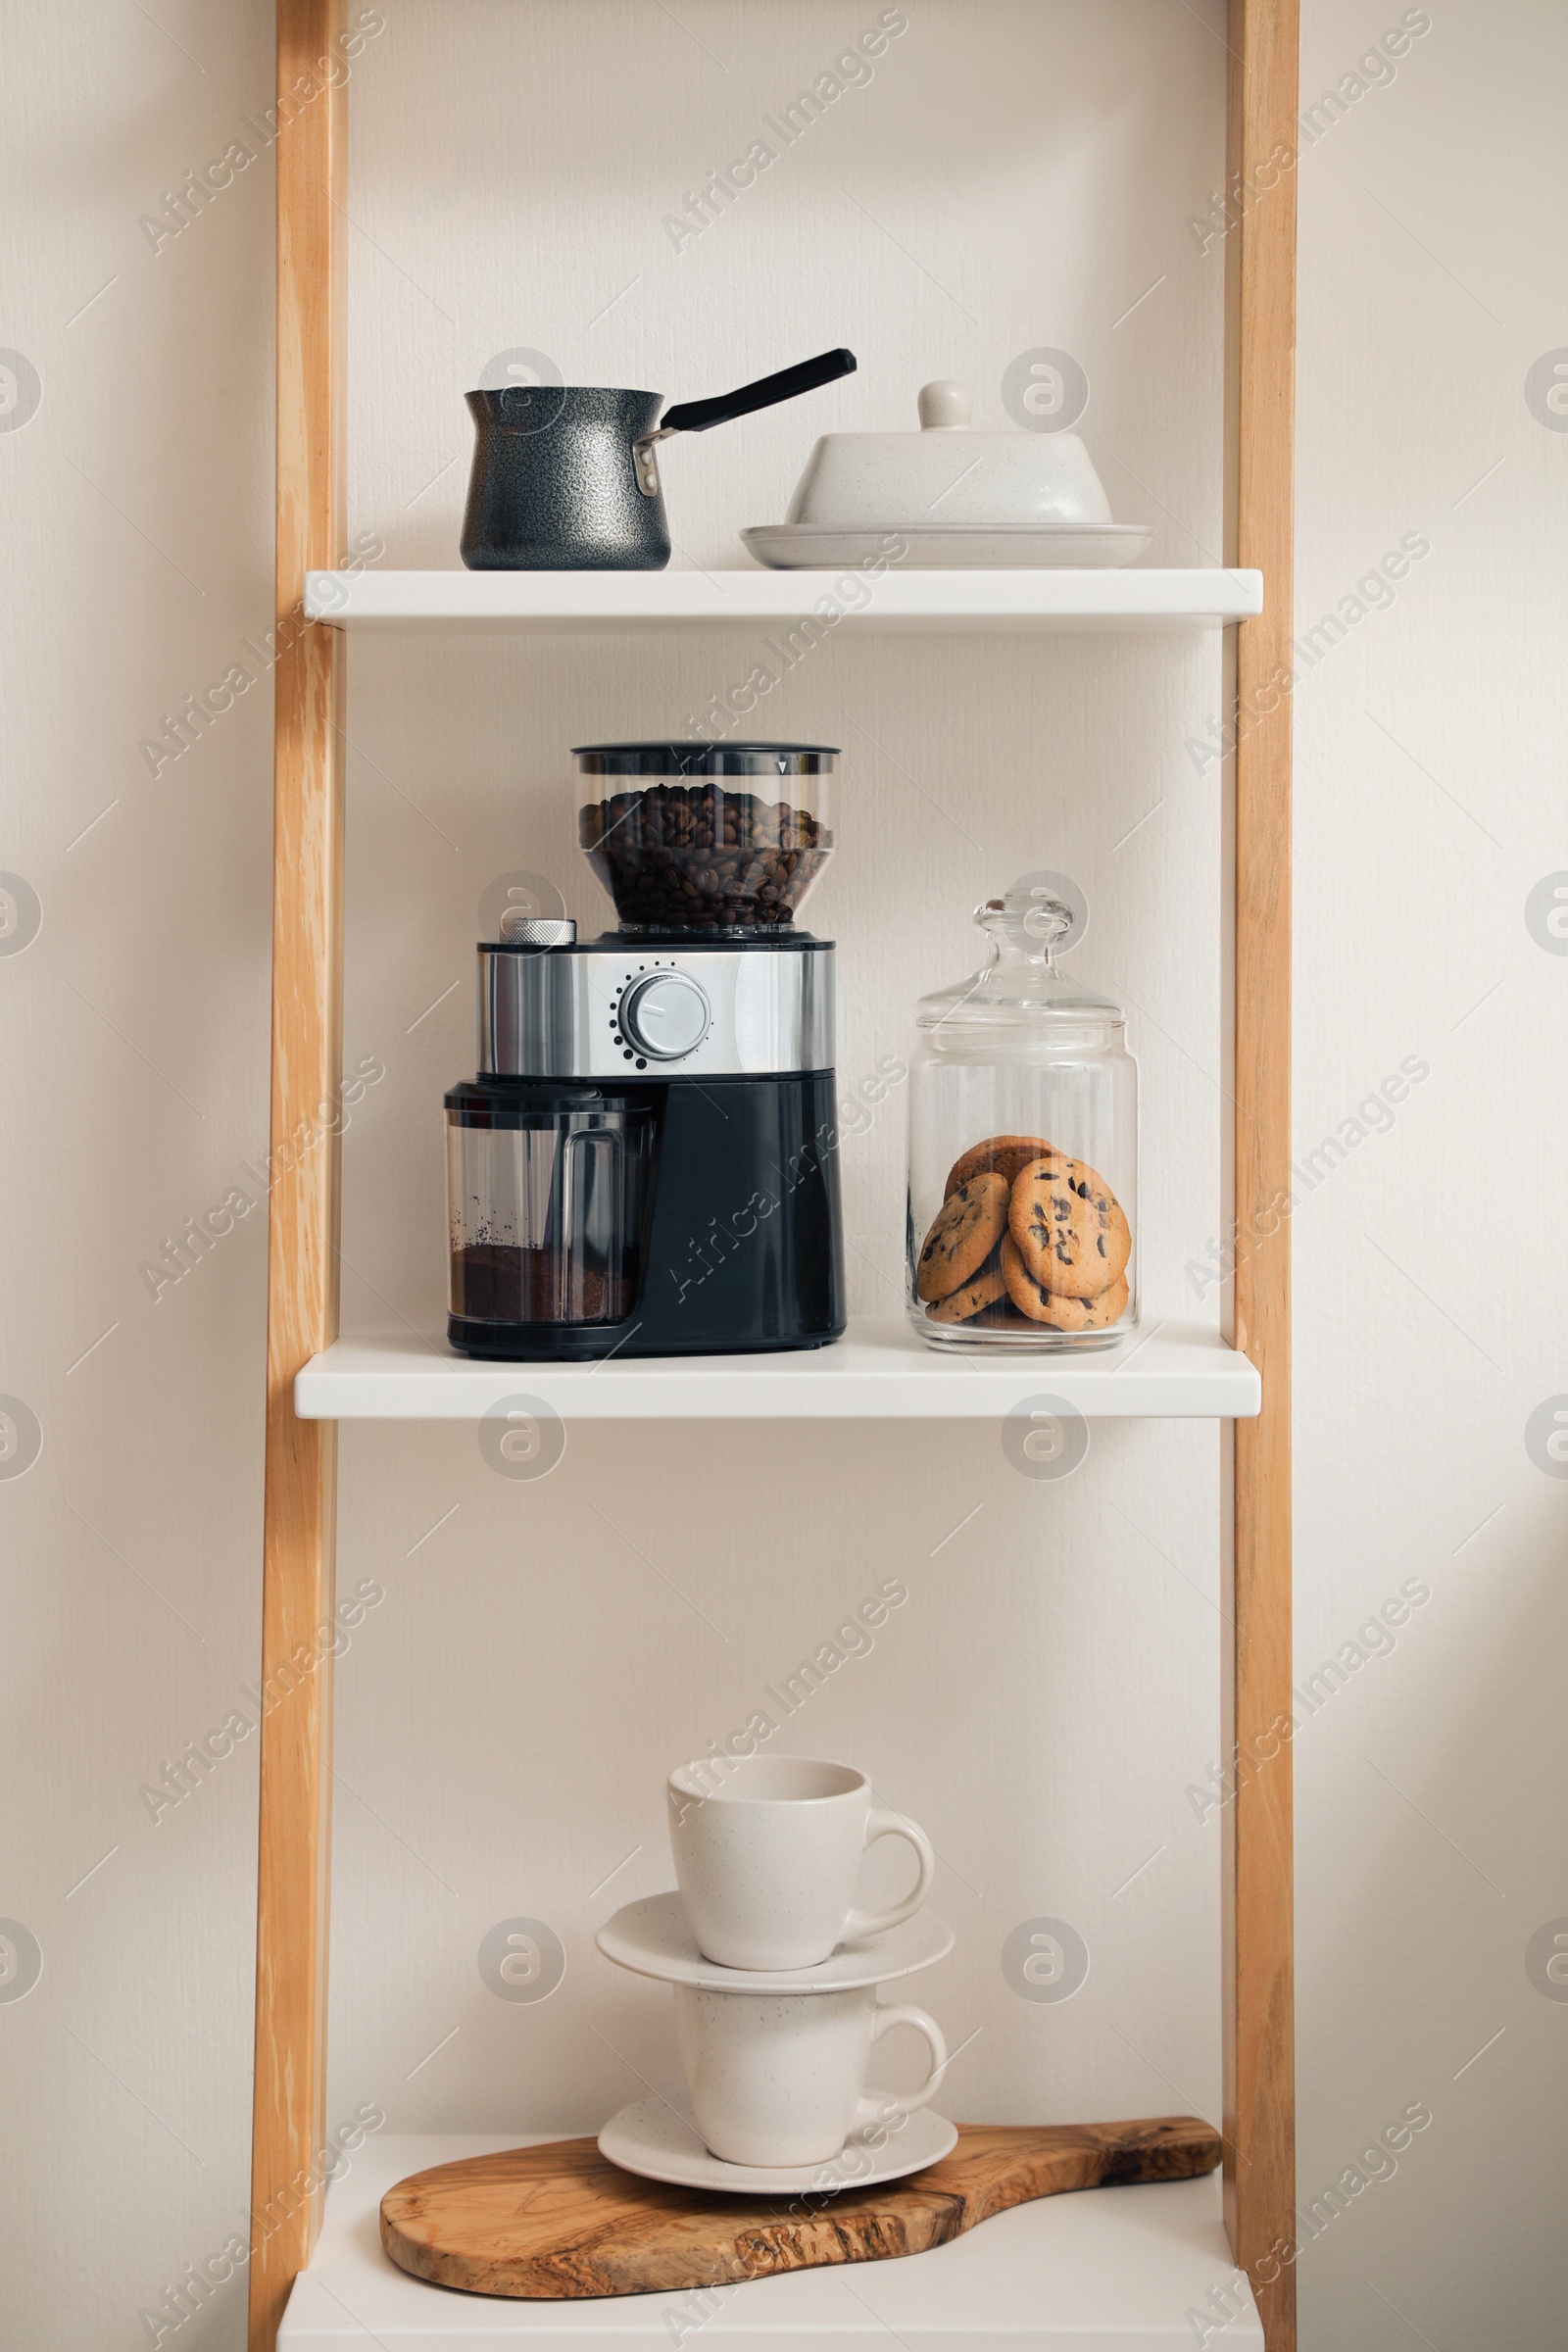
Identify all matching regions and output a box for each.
[1226,3,1298,2346]
[248,4,346,2346]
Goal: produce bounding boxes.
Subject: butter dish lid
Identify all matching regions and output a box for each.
[784,380,1117,529]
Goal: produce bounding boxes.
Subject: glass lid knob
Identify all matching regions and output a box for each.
[976,869,1089,960]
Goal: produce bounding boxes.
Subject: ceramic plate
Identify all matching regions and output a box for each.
[597,1893,954,1992]
[741,522,1152,569]
[599,2095,958,2195]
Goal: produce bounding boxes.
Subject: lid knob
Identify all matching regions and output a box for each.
[917,379,973,431]
[1022,893,1072,946]
[973,874,1087,961]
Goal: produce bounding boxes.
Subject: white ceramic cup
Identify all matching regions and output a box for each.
[667,1756,936,1971]
[674,1981,948,2168]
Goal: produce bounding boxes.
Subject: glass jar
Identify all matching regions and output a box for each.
[906,880,1137,1350]
[446,1083,659,1346]
[574,742,836,936]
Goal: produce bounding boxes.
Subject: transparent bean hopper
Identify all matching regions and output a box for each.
[576,741,835,937]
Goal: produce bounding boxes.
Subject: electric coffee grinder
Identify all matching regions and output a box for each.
[445,743,846,1359]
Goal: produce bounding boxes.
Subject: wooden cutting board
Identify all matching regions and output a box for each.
[380,2116,1221,2299]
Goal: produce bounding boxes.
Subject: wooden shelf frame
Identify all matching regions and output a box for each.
[248,5,1297,2347]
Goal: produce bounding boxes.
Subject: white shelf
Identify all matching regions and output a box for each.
[279,2132,1261,2350]
[304,566,1262,632]
[295,1318,1258,1421]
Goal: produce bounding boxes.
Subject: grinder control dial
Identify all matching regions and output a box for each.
[619,969,711,1061]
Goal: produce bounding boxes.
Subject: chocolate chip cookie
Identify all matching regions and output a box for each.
[925,1257,1007,1323]
[1001,1234,1129,1330]
[944,1133,1058,1200]
[916,1172,1010,1301]
[1008,1153,1131,1300]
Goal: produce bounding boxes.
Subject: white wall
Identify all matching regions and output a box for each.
[0,3,1561,2348]
[1292,2,1568,2343]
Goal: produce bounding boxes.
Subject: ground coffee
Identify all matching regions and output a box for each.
[452,1243,624,1325]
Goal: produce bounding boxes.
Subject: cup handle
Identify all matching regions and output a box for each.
[853,2004,948,2132]
[844,1809,936,1941]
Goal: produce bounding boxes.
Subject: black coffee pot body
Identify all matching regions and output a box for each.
[460,349,857,572]
[462,385,669,572]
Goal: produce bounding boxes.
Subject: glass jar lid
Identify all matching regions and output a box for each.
[573,742,837,776]
[916,873,1124,1048]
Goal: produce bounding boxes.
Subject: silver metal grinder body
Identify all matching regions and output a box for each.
[477,927,835,1079]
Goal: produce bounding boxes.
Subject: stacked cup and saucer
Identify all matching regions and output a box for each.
[596,1757,956,2194]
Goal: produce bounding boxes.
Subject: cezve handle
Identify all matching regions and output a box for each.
[844,1807,936,1942]
[659,347,857,438]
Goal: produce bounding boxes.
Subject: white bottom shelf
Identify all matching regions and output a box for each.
[279,2132,1262,2351]
[295,1318,1258,1420]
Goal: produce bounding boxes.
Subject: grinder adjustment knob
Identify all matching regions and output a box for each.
[619,969,710,1061]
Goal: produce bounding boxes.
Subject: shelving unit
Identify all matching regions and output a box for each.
[251,5,1298,2349]
[296,1321,1260,1422]
[302,565,1263,631]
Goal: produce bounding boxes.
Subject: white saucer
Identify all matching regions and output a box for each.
[599,2095,958,2194]
[741,522,1152,569]
[597,1893,954,1992]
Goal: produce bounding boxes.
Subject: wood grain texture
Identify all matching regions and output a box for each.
[1226,4,1298,2347]
[248,5,346,2348]
[380,2120,1223,2299]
